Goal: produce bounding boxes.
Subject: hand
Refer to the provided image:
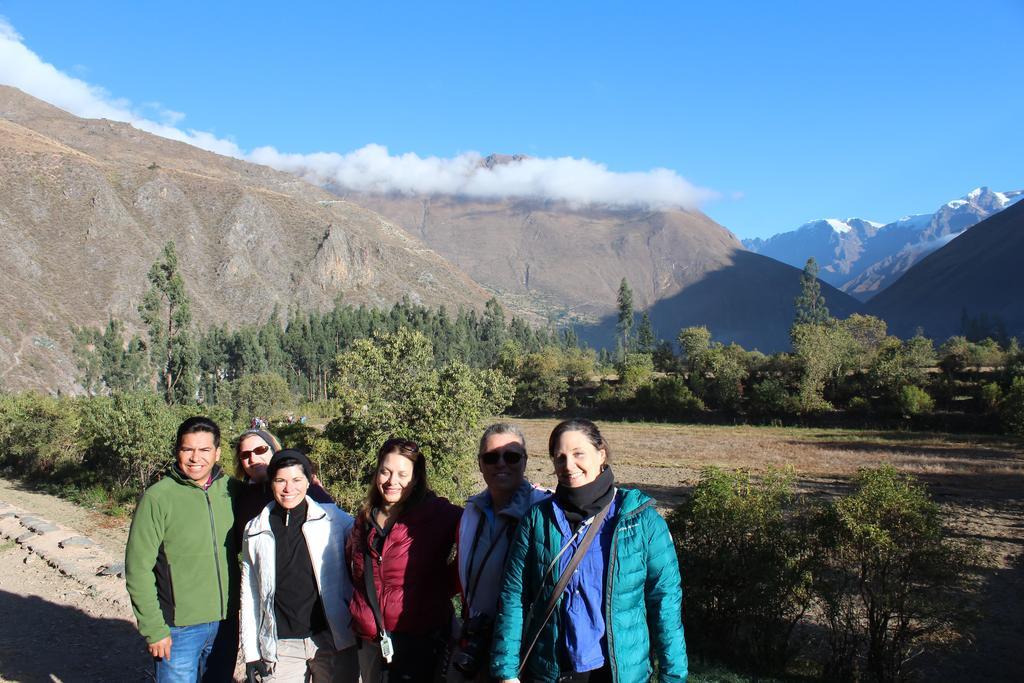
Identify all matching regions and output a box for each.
[246,660,273,683]
[499,680,520,683]
[148,635,172,660]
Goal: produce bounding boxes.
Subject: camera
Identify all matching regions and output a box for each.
[451,613,494,678]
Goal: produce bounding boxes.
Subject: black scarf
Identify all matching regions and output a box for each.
[554,466,615,528]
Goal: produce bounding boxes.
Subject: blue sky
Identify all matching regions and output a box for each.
[1,0,1021,238]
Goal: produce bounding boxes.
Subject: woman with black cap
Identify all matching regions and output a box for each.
[240,449,359,682]
[233,429,334,550]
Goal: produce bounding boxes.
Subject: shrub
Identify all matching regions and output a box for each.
[669,467,813,674]
[80,391,183,490]
[1000,376,1024,436]
[810,466,984,682]
[0,393,85,477]
[978,382,1003,414]
[847,395,871,414]
[749,378,798,416]
[633,376,705,417]
[897,385,934,417]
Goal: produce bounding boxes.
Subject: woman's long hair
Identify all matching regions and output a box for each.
[360,438,429,523]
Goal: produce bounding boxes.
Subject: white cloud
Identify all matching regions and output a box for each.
[0,17,715,209]
[250,144,717,208]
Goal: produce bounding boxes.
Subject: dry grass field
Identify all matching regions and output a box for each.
[507,418,1024,680]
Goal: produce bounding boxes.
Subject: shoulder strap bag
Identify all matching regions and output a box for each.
[517,497,613,676]
[363,543,395,666]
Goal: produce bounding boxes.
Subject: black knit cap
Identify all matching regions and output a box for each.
[267,448,314,482]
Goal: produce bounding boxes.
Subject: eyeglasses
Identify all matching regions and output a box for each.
[480,447,524,466]
[239,444,270,461]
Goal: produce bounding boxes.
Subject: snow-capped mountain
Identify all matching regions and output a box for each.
[742,187,1024,301]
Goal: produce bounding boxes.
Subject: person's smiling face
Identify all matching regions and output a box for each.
[377,451,416,509]
[551,429,606,488]
[176,432,221,484]
[479,432,527,500]
[271,464,309,510]
[237,434,273,482]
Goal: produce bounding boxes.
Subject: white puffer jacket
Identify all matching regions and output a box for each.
[240,497,356,663]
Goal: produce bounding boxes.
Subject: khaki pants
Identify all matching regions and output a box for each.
[265,632,358,683]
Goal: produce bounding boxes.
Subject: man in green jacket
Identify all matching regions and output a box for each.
[125,416,239,682]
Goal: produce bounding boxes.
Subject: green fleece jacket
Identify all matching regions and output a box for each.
[490,488,687,683]
[125,464,239,644]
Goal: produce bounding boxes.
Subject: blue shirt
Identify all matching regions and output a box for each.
[551,495,618,673]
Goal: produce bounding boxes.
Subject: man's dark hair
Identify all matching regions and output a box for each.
[175,416,221,452]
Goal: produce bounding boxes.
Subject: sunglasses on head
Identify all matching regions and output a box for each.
[480,447,524,465]
[239,444,270,461]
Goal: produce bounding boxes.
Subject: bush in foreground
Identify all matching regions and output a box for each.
[811,465,984,681]
[669,466,813,674]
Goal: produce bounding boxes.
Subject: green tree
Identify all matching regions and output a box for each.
[321,329,513,507]
[480,297,507,365]
[678,326,712,374]
[512,348,569,415]
[616,278,635,355]
[229,372,291,420]
[616,352,655,397]
[688,344,749,411]
[840,314,889,368]
[71,326,104,395]
[138,242,197,403]
[636,311,656,354]
[868,337,931,411]
[80,391,182,490]
[71,320,149,395]
[791,322,857,412]
[794,257,831,326]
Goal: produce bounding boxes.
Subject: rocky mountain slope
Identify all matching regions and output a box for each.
[344,190,862,351]
[0,86,491,392]
[744,188,1023,300]
[866,198,1024,341]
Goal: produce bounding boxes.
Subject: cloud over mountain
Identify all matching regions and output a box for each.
[250,145,716,208]
[0,18,714,209]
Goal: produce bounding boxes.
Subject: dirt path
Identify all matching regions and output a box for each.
[0,535,151,682]
[0,477,150,681]
[0,478,129,558]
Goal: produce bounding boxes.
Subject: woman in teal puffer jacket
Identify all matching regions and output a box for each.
[490,419,686,683]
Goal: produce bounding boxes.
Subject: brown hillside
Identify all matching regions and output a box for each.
[0,86,490,393]
[346,192,862,350]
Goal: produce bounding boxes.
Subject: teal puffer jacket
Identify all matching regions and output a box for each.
[490,487,686,683]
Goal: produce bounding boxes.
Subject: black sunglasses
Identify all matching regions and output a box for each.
[239,444,270,461]
[480,447,524,465]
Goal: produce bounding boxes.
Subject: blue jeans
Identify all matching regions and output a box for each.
[154,617,238,683]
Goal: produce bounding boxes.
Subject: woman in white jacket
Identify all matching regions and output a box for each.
[241,449,358,682]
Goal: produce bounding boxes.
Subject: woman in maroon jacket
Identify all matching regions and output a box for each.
[347,438,462,683]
